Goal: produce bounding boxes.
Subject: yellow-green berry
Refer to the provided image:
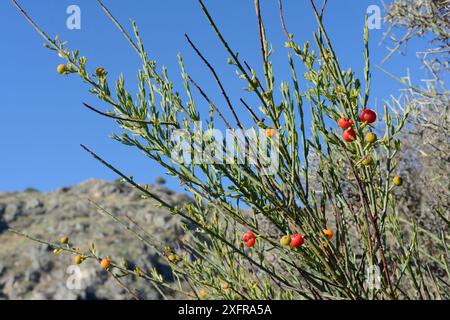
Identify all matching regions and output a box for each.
[280,235,291,246]
[393,175,403,187]
[362,156,373,166]
[57,64,68,75]
[96,67,106,77]
[365,132,377,144]
[74,255,83,265]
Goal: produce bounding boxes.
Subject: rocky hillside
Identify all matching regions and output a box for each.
[0,179,190,300]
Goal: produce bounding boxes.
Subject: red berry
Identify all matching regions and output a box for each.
[359,109,377,124]
[290,234,304,248]
[338,117,353,130]
[242,231,256,248]
[342,128,356,142]
[244,237,256,247]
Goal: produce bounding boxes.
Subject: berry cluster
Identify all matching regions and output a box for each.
[336,108,403,185]
[338,108,377,143]
[242,229,333,249]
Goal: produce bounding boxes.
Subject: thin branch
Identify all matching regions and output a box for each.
[95,0,140,54]
[109,271,141,300]
[187,76,233,129]
[185,34,244,130]
[334,134,396,299]
[80,144,174,209]
[197,0,271,112]
[82,103,177,126]
[255,0,268,69]
[278,0,291,40]
[11,0,58,50]
[240,98,261,122]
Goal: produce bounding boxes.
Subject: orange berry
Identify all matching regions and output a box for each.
[266,127,277,138]
[100,258,111,270]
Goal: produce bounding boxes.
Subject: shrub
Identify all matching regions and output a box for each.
[10,0,449,299]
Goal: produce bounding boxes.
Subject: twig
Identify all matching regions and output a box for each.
[277,0,291,40]
[82,103,177,126]
[335,134,396,299]
[109,271,141,300]
[187,76,233,129]
[185,34,244,130]
[240,98,261,122]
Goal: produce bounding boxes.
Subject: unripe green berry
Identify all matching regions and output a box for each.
[60,236,69,245]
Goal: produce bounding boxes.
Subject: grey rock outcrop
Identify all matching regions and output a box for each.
[0,179,190,300]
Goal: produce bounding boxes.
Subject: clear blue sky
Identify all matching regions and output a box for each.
[1,0,426,192]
